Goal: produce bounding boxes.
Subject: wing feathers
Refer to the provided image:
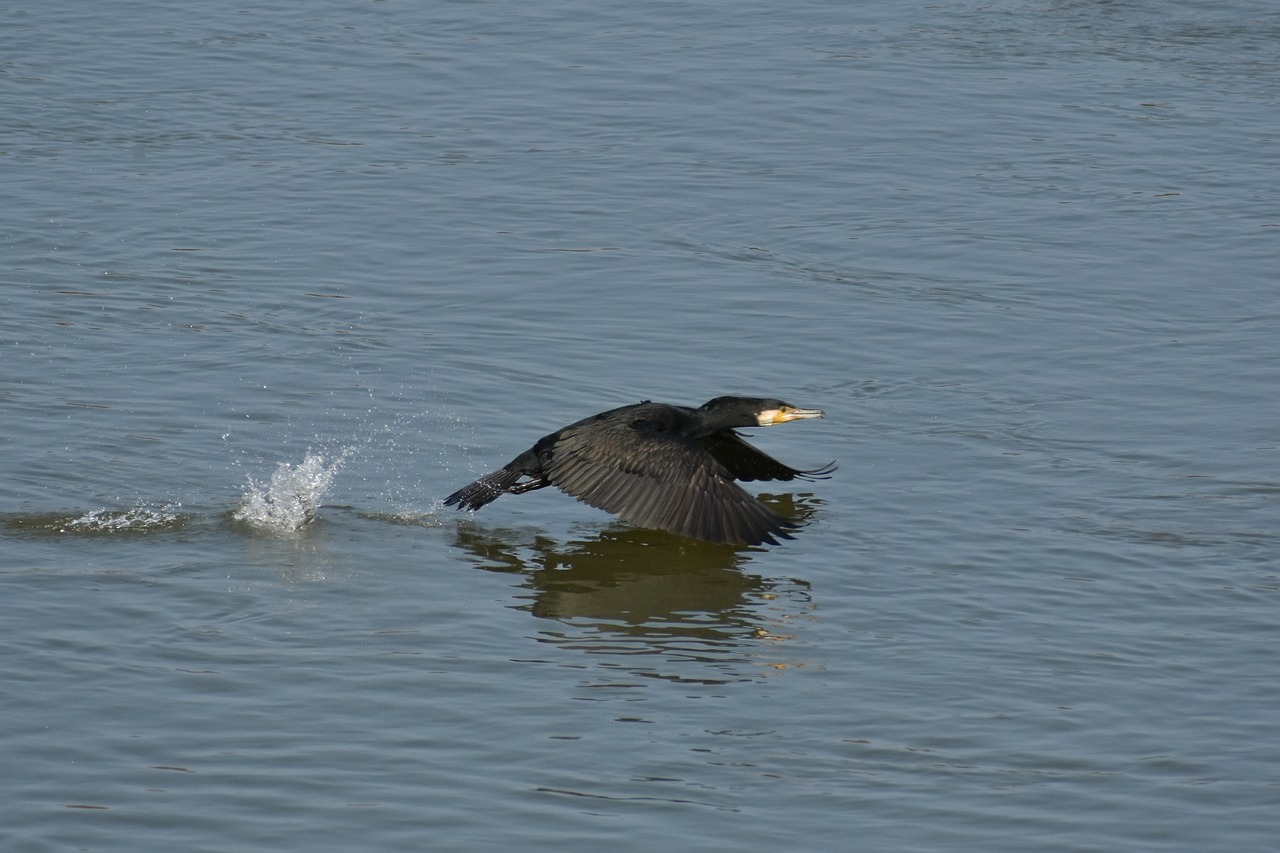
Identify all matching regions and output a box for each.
[699,431,835,482]
[545,422,794,545]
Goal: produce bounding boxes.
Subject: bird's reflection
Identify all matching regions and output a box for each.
[449,493,821,684]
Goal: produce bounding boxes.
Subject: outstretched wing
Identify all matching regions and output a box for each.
[544,418,794,545]
[699,430,836,482]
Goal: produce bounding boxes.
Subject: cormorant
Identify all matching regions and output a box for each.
[443,396,833,545]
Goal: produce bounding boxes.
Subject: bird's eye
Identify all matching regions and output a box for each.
[779,406,792,414]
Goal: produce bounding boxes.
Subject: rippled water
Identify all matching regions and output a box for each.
[4,1,1279,850]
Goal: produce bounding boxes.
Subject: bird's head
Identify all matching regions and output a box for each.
[754,400,826,426]
[699,396,826,429]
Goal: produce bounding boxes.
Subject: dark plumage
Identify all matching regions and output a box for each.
[443,396,833,545]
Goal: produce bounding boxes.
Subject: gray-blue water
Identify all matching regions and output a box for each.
[4,1,1278,850]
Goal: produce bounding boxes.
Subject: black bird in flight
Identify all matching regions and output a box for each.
[444,396,833,545]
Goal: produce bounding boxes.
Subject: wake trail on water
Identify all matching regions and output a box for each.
[4,411,450,537]
[3,504,189,536]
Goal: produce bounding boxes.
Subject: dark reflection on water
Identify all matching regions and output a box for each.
[448,495,821,684]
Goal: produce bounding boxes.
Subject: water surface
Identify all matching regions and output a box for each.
[3,1,1278,850]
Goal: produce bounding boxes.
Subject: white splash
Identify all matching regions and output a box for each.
[233,451,349,532]
[61,503,184,533]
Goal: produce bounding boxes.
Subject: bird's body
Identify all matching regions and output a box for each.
[444,396,833,545]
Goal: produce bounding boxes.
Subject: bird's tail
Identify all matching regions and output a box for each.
[443,468,523,511]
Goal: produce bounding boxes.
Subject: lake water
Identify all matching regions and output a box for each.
[3,1,1278,850]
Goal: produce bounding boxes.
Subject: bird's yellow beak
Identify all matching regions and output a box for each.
[757,406,826,426]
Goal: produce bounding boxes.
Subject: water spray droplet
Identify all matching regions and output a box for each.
[233,451,351,532]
